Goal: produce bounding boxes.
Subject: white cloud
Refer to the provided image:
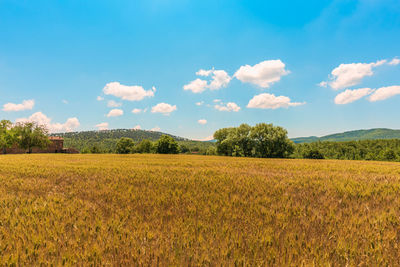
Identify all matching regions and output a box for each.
[208,70,231,90]
[213,99,222,103]
[214,102,241,112]
[198,119,207,125]
[106,109,124,117]
[334,88,373,105]
[151,103,177,115]
[3,99,35,112]
[318,81,328,88]
[183,78,208,93]
[97,96,104,101]
[325,60,386,90]
[234,60,289,88]
[193,135,214,141]
[96,122,109,130]
[369,86,400,102]
[62,100,68,104]
[107,100,122,107]
[131,108,142,114]
[389,58,400,66]
[16,112,80,133]
[184,69,232,93]
[195,101,204,106]
[151,126,161,131]
[103,82,155,101]
[247,93,305,109]
[133,125,141,130]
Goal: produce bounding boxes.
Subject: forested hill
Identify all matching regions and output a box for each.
[52,129,189,142]
[50,129,213,153]
[292,128,400,143]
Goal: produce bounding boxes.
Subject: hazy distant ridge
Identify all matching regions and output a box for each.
[292,128,400,143]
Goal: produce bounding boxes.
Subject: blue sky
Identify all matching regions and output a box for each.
[0,0,399,139]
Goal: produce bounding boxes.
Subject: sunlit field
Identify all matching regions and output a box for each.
[1,154,400,265]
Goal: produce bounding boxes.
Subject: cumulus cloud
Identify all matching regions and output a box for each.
[247,93,305,109]
[234,60,289,88]
[96,122,109,130]
[184,69,232,93]
[151,126,161,131]
[318,81,328,88]
[62,100,68,104]
[213,99,222,103]
[198,119,207,125]
[195,101,204,106]
[107,100,122,107]
[323,60,387,90]
[133,125,141,130]
[103,82,155,101]
[193,135,214,141]
[3,99,35,112]
[369,86,400,102]
[106,109,124,117]
[389,58,400,66]
[131,108,142,114]
[16,112,80,133]
[214,102,241,112]
[183,78,208,93]
[334,88,373,105]
[97,96,104,101]
[151,103,177,115]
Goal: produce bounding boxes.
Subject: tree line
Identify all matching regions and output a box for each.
[0,120,49,153]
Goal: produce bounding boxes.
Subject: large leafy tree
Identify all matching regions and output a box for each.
[155,135,179,154]
[250,123,294,158]
[0,120,16,154]
[14,122,50,153]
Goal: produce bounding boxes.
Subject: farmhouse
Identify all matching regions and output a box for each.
[0,136,79,154]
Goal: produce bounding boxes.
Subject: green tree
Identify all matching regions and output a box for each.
[302,149,324,159]
[136,139,153,153]
[179,144,190,153]
[14,122,50,153]
[0,120,16,154]
[116,137,135,154]
[155,135,179,154]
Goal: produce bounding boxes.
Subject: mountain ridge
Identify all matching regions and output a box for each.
[291,128,400,143]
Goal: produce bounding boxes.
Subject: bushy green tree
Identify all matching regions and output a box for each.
[136,139,153,153]
[14,122,50,153]
[0,120,16,154]
[116,137,135,154]
[155,135,179,154]
[213,123,294,158]
[302,148,324,159]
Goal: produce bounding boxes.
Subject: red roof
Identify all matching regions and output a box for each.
[49,136,64,141]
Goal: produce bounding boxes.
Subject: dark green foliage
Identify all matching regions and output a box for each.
[294,139,400,162]
[0,120,16,154]
[179,144,190,153]
[302,149,324,159]
[155,135,179,154]
[135,139,153,153]
[116,137,135,154]
[214,123,294,158]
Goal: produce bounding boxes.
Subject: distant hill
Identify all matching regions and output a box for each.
[51,129,214,152]
[52,129,189,142]
[292,128,400,143]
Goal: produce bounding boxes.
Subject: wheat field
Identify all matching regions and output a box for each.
[1,154,400,265]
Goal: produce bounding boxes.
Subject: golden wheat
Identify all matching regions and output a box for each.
[0,154,400,265]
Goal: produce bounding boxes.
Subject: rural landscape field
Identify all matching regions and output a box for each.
[1,154,400,265]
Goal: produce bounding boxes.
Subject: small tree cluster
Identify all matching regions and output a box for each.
[214,123,294,158]
[0,120,50,154]
[115,135,180,154]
